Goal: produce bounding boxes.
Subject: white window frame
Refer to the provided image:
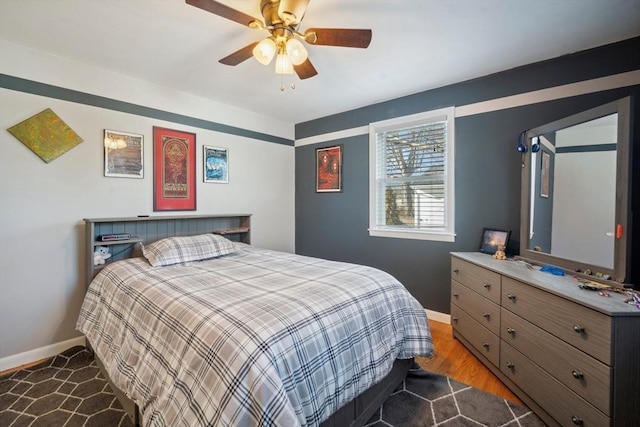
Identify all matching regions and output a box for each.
[368,107,456,242]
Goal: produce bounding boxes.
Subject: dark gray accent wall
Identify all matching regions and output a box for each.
[295,38,640,313]
[296,38,640,140]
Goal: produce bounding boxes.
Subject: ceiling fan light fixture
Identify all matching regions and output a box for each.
[277,0,310,26]
[186,0,371,82]
[253,38,276,65]
[275,52,294,74]
[286,37,308,66]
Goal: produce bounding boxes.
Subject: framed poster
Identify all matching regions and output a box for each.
[203,146,229,183]
[153,126,196,211]
[540,151,550,198]
[316,145,342,192]
[104,129,143,178]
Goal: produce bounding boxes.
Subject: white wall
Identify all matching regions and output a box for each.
[551,120,617,269]
[0,42,295,368]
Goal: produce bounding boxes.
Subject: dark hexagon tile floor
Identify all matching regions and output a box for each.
[0,346,133,427]
[2,347,545,427]
[365,371,546,427]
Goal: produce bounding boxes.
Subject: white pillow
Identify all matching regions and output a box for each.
[142,234,235,267]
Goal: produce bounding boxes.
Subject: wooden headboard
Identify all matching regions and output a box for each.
[83,214,251,287]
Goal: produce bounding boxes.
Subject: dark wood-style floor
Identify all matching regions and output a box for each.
[417,319,523,405]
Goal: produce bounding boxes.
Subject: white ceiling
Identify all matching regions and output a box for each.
[1,0,639,125]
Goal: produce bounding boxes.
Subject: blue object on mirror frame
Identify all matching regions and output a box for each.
[531,136,541,153]
[517,132,540,153]
[516,131,528,153]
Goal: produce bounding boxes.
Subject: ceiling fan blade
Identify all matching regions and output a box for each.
[294,58,318,80]
[304,28,372,48]
[219,42,259,66]
[278,0,310,26]
[186,0,262,27]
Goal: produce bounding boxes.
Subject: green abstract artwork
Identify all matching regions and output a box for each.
[7,108,83,163]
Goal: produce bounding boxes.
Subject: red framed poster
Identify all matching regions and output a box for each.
[316,145,343,192]
[153,126,197,211]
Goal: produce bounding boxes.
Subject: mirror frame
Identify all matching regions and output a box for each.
[519,96,632,285]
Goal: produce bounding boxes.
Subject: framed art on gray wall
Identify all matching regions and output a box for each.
[203,146,229,183]
[104,129,143,178]
[316,145,342,192]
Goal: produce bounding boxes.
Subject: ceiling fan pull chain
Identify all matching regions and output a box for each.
[279,73,296,92]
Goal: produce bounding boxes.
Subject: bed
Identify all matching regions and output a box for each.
[77,216,434,427]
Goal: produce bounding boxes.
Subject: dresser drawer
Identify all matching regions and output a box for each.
[451,280,500,335]
[501,277,612,364]
[501,308,611,415]
[501,343,609,427]
[451,257,501,304]
[451,303,500,366]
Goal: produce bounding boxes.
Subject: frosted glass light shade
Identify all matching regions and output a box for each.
[253,38,276,65]
[275,53,294,74]
[286,38,308,65]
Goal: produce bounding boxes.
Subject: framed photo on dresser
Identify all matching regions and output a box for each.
[479,228,511,254]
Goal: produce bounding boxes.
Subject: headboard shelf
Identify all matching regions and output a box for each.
[93,237,143,246]
[84,214,251,286]
[213,226,250,235]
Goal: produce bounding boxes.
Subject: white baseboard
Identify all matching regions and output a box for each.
[425,309,451,324]
[0,336,86,372]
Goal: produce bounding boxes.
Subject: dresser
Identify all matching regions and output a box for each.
[450,252,639,427]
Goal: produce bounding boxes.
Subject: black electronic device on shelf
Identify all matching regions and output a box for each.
[98,233,131,242]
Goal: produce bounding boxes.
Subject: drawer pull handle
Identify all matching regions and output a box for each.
[482,312,491,319]
[452,317,458,322]
[483,283,491,289]
[572,325,585,333]
[453,269,460,274]
[571,415,584,425]
[507,327,515,335]
[506,362,514,370]
[507,294,516,301]
[453,293,459,298]
[572,370,584,379]
[482,342,490,349]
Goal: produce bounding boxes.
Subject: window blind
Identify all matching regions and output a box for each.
[375,120,447,230]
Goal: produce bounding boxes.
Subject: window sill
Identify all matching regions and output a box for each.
[368,228,455,242]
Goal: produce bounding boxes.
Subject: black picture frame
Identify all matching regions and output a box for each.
[479,228,511,254]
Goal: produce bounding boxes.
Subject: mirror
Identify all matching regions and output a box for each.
[519,96,632,284]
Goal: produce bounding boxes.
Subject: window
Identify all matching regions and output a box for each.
[369,107,455,242]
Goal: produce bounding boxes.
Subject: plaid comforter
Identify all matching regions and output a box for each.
[77,244,433,427]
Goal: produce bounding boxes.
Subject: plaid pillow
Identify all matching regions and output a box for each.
[142,234,236,267]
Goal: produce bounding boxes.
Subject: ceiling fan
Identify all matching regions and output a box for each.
[185,0,372,81]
